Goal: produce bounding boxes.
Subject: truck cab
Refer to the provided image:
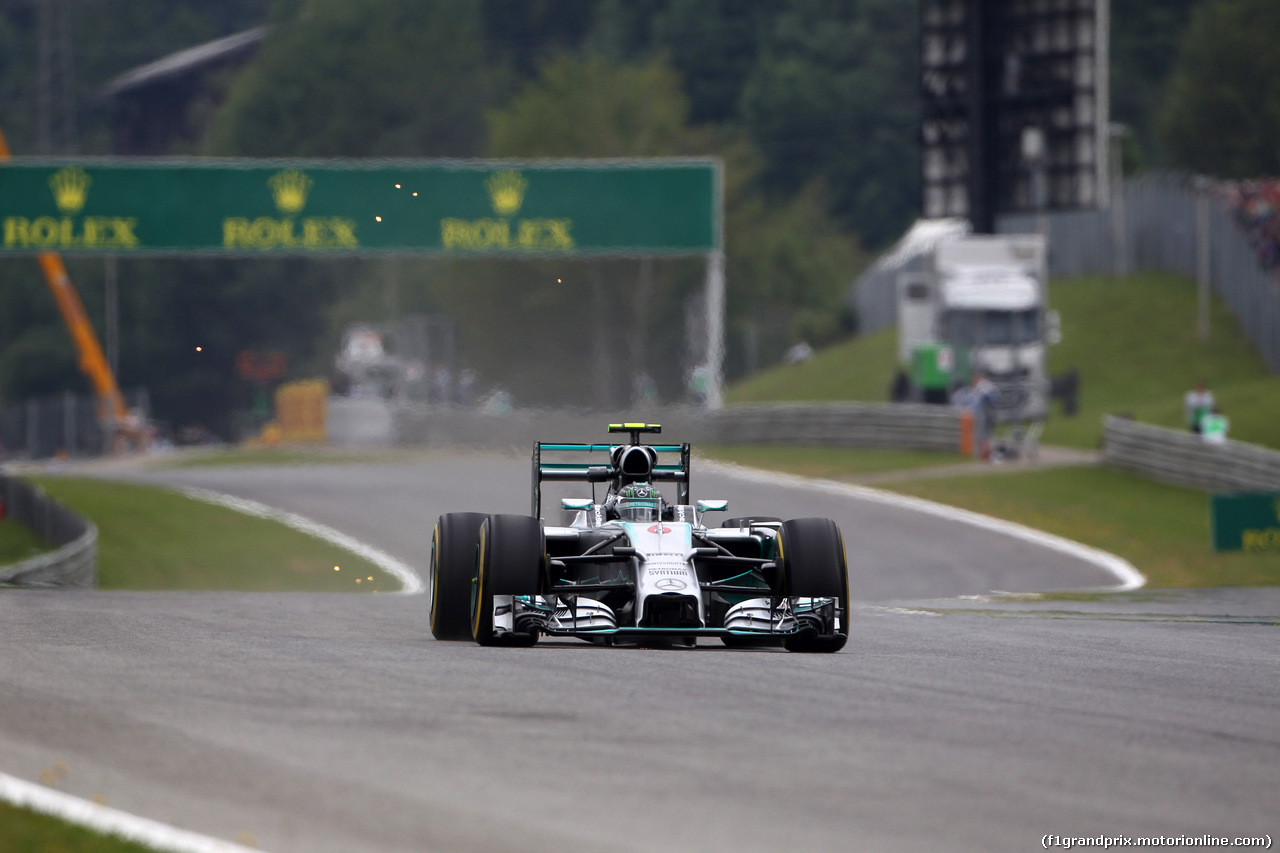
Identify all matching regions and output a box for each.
[895,234,1057,423]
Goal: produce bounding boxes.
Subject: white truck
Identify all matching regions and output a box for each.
[892,233,1059,424]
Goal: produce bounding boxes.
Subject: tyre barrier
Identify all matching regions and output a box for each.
[0,475,97,587]
[1102,416,1280,492]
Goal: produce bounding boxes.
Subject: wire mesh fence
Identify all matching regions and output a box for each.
[0,388,150,461]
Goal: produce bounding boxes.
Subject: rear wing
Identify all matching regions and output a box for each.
[532,431,691,517]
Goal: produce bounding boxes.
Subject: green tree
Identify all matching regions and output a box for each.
[480,0,602,79]
[206,0,496,157]
[1109,0,1200,168]
[649,0,771,124]
[489,53,694,157]
[1158,0,1280,178]
[739,0,918,248]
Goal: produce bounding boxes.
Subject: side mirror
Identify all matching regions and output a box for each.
[561,498,593,511]
[696,499,728,513]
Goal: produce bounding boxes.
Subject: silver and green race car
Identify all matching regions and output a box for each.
[428,423,849,652]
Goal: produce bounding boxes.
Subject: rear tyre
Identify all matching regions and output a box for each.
[429,512,487,641]
[778,517,850,653]
[472,514,545,647]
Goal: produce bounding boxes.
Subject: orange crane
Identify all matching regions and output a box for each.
[0,126,130,431]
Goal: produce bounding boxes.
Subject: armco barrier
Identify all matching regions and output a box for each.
[392,402,961,453]
[0,475,97,587]
[393,405,713,449]
[1102,416,1280,492]
[707,402,962,451]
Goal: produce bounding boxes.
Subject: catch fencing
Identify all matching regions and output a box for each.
[391,402,962,453]
[1102,416,1280,492]
[0,475,97,586]
[0,388,150,461]
[855,173,1280,373]
[392,405,712,449]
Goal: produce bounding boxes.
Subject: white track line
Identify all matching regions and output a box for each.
[0,487,423,849]
[179,486,424,595]
[0,772,261,853]
[702,460,1146,591]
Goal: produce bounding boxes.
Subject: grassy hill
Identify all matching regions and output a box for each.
[728,271,1280,449]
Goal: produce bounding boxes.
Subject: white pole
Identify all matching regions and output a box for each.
[704,249,725,410]
[704,159,726,411]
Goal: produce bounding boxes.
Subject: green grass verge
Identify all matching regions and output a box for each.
[727,271,1280,450]
[883,467,1280,589]
[702,447,1280,589]
[1043,272,1277,448]
[0,517,52,564]
[30,477,395,592]
[727,321,900,404]
[0,801,159,853]
[699,445,969,478]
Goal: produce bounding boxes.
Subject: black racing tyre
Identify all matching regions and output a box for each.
[472,514,545,647]
[778,517,850,653]
[721,516,782,528]
[429,512,488,641]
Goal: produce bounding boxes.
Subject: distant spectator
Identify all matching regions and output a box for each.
[954,371,998,460]
[632,372,658,406]
[688,363,711,408]
[455,368,477,406]
[431,364,452,404]
[1183,381,1215,433]
[1200,407,1229,444]
[1221,180,1280,273]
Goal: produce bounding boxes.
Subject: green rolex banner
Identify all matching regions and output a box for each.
[1210,491,1280,552]
[0,158,719,256]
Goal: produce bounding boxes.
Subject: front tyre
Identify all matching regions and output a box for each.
[778,517,850,653]
[472,514,545,647]
[429,512,488,641]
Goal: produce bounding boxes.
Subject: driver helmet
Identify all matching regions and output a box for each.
[613,482,663,523]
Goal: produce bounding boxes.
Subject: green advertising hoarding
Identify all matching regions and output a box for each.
[0,158,719,256]
[1210,491,1280,552]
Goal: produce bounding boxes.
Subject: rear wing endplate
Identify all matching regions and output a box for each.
[532,435,690,518]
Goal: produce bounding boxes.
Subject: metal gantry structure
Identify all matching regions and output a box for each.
[921,0,1110,232]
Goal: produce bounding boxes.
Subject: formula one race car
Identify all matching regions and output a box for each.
[428,423,849,652]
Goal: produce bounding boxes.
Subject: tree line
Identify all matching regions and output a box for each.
[0,0,1272,434]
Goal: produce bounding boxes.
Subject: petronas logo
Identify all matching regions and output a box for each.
[486,170,527,216]
[269,170,313,214]
[49,167,91,214]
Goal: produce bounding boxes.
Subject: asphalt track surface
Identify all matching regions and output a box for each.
[1,452,1277,853]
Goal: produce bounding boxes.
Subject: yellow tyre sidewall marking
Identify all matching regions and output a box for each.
[429,524,441,630]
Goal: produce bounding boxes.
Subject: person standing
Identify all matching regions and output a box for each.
[1184,381,1215,433]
